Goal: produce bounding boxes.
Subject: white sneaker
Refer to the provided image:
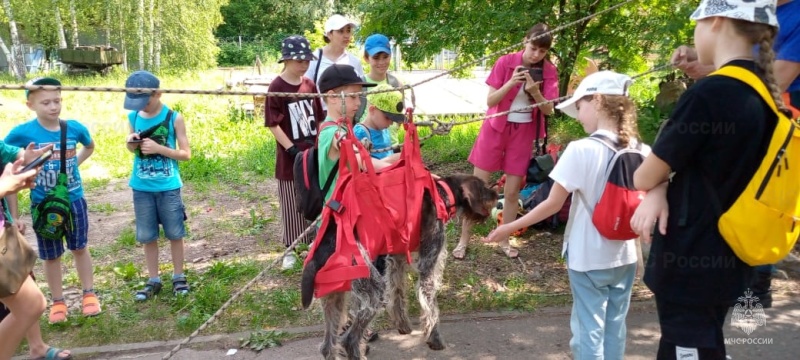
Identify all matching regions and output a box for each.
[282,253,297,270]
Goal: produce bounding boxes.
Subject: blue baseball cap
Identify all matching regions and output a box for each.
[124,70,160,111]
[365,34,392,57]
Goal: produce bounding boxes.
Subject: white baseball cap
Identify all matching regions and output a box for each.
[556,71,632,119]
[690,0,778,28]
[324,14,356,35]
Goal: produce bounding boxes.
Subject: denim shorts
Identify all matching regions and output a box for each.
[133,188,187,243]
[32,197,89,260]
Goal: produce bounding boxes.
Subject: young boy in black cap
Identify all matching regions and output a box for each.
[266,35,325,269]
[315,64,392,203]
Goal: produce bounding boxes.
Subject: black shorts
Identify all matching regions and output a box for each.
[655,297,729,359]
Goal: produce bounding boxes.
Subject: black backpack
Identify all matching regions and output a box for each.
[293,122,338,221]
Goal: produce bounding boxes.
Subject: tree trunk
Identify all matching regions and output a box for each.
[154,0,161,71]
[147,0,154,69]
[105,0,111,46]
[0,35,17,78]
[53,0,68,48]
[138,0,144,69]
[119,0,128,70]
[69,0,79,47]
[2,0,27,79]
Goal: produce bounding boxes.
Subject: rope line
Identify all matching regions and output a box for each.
[368,62,674,154]
[159,219,319,360]
[158,1,660,357]
[405,0,640,89]
[4,0,639,101]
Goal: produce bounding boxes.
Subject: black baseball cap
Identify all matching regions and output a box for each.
[318,64,376,94]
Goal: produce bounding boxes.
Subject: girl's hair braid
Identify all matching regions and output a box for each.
[597,94,639,148]
[730,19,789,115]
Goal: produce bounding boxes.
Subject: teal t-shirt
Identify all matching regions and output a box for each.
[317,117,343,202]
[0,141,22,223]
[127,105,183,192]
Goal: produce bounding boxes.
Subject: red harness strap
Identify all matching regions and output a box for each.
[304,121,401,298]
[304,113,456,299]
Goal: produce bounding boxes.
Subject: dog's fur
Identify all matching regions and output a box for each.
[301,174,497,359]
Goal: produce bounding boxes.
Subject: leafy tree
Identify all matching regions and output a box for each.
[216,0,328,51]
[354,0,694,95]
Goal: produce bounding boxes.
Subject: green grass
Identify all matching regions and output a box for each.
[36,259,264,348]
[3,70,664,352]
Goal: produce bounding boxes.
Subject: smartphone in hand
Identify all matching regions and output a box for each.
[19,149,53,173]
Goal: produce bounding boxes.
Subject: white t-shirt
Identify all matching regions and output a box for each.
[507,87,533,123]
[305,49,365,111]
[548,129,650,272]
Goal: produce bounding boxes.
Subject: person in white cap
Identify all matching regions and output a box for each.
[631,1,785,358]
[305,14,365,111]
[485,70,648,360]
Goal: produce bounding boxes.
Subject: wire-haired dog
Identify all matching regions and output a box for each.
[301,174,497,359]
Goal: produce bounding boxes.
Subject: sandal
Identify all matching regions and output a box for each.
[31,346,72,360]
[48,301,68,324]
[499,243,519,259]
[135,280,163,301]
[81,292,102,316]
[172,274,190,295]
[452,243,467,260]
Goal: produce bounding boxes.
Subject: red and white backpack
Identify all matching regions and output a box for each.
[576,134,646,240]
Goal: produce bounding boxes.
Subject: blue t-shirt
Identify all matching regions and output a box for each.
[776,0,800,92]
[353,123,392,160]
[4,119,92,204]
[128,105,183,192]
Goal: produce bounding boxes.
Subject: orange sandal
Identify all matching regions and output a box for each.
[81,293,102,317]
[49,301,68,324]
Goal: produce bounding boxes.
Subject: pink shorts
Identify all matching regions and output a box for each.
[468,120,537,176]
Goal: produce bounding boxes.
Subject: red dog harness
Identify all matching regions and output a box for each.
[304,113,454,299]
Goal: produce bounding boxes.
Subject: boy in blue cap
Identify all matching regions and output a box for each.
[123,71,193,301]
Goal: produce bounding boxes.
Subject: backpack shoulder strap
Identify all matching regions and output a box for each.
[58,120,67,175]
[354,123,372,142]
[315,121,338,146]
[711,66,784,118]
[387,73,401,88]
[314,49,324,84]
[587,133,621,152]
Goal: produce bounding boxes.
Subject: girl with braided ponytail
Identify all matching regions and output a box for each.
[485,71,648,359]
[632,1,783,358]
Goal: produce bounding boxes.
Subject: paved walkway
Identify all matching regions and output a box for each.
[54,299,799,359]
[395,70,490,116]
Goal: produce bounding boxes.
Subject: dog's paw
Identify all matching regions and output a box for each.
[397,322,412,335]
[426,337,446,351]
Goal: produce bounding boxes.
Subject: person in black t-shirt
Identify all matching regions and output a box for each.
[630,1,789,359]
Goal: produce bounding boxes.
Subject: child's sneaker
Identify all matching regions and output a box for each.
[135,279,163,301]
[172,274,190,296]
[81,291,102,316]
[282,253,297,270]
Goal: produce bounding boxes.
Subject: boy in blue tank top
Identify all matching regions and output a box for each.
[123,71,193,301]
[5,77,100,324]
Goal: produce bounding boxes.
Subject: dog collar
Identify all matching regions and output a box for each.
[436,179,457,220]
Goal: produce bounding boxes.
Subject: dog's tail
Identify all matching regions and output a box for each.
[301,258,319,309]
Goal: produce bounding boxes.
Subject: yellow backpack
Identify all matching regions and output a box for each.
[710,66,800,266]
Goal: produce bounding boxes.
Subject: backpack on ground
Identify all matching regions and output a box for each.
[293,122,339,221]
[704,66,800,266]
[575,134,645,240]
[522,178,572,230]
[32,120,73,241]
